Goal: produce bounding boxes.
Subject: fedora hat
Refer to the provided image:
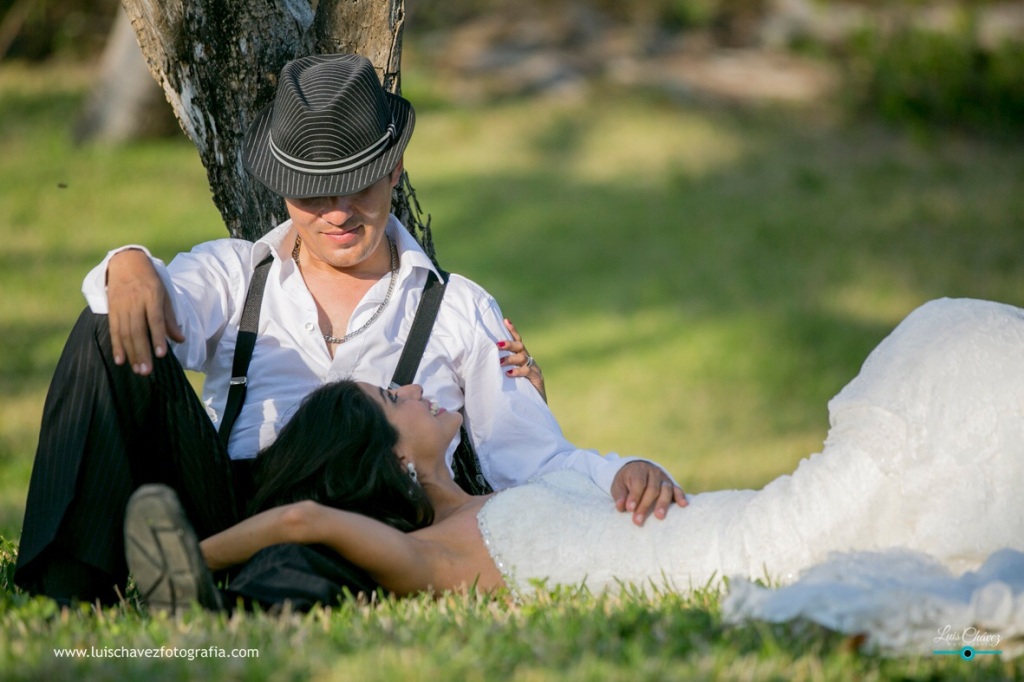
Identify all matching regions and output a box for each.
[242,54,415,199]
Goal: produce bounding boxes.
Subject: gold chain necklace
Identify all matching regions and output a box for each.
[292,234,399,345]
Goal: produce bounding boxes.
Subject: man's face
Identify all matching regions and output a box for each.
[285,162,402,273]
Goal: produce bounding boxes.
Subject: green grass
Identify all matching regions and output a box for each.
[1,540,1018,682]
[2,58,1023,679]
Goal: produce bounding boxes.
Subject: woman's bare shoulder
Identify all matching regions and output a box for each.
[414,496,489,541]
[412,496,505,591]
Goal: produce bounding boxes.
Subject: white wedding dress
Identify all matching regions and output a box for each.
[477,298,1024,654]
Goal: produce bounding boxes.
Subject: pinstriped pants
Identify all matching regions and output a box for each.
[14,309,241,603]
[16,309,378,608]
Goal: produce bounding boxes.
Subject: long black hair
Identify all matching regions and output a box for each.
[248,380,434,532]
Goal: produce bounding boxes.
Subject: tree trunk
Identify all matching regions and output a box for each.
[120,0,310,239]
[119,0,430,252]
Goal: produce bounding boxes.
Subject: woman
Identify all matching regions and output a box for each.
[127,298,1024,605]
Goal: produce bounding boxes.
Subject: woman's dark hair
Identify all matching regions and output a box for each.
[249,381,434,532]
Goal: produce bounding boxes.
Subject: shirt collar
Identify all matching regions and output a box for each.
[386,215,442,280]
[251,221,294,270]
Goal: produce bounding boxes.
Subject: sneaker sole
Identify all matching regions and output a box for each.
[124,484,224,613]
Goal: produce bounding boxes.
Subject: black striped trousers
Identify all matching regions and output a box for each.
[14,309,240,603]
[15,309,378,608]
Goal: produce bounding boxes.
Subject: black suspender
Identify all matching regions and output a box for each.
[389,270,445,387]
[219,259,493,496]
[387,270,494,496]
[218,253,273,451]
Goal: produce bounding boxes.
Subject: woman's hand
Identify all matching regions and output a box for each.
[498,318,547,403]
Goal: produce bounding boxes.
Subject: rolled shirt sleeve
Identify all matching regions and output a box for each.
[82,245,174,314]
[80,241,254,373]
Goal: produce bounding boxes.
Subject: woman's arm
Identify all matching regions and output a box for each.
[199,501,445,595]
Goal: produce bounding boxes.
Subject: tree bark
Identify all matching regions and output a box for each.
[121,0,312,239]
[301,0,405,91]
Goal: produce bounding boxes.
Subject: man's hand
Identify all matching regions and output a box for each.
[611,461,687,526]
[106,249,184,375]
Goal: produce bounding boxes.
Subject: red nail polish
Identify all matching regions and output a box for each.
[497,341,506,348]
[506,370,513,376]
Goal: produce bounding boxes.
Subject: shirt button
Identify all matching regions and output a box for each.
[304,322,315,332]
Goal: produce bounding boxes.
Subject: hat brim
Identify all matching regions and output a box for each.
[241,92,414,199]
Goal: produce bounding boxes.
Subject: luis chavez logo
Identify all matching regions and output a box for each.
[932,625,1002,660]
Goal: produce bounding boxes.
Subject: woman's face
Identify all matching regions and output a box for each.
[358,383,462,467]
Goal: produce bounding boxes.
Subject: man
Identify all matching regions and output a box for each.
[15,54,685,608]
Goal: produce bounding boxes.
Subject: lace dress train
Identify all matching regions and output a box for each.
[477,298,1024,654]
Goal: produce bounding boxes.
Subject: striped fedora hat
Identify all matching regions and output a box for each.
[242,54,415,199]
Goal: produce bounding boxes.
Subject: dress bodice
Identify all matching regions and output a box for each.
[478,470,758,593]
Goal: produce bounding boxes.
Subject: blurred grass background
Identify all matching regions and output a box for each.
[1,0,1023,548]
[1,4,1023,678]
[408,82,1024,492]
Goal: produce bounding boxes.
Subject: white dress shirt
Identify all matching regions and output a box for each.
[82,216,640,494]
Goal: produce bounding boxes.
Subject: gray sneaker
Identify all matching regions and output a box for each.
[124,484,224,613]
